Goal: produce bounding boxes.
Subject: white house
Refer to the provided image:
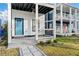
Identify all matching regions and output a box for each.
[8,3,79,44]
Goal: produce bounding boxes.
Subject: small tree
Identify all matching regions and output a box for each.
[2,23,8,40]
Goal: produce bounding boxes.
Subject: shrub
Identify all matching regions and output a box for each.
[46,40,52,44]
[39,41,45,46]
[71,34,77,37]
[56,36,79,43]
[4,40,8,46]
[53,39,58,43]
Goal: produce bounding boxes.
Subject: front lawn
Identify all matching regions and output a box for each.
[55,36,79,44]
[0,48,20,56]
[37,36,79,56]
[38,45,79,56]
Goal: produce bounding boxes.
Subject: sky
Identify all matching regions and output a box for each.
[0,3,7,11]
[0,3,8,26]
[69,3,79,8]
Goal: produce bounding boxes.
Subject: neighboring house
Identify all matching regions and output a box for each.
[8,3,79,44]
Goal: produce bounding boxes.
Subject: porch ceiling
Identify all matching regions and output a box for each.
[11,3,53,14]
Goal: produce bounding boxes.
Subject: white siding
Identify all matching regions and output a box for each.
[12,9,45,36]
[39,15,45,35]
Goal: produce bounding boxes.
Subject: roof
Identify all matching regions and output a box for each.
[12,3,53,14]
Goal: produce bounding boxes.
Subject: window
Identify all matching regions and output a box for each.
[45,30,53,35]
[45,12,53,29]
[32,19,35,32]
[48,22,53,28]
[32,19,40,32]
[56,23,61,33]
[45,12,53,21]
[77,21,79,32]
[48,12,53,21]
[45,11,53,35]
[77,22,79,29]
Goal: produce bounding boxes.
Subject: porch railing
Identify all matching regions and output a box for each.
[56,13,75,20]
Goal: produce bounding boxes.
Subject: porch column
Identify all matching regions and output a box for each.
[35,3,38,40]
[75,9,77,34]
[53,4,56,39]
[60,4,63,34]
[8,3,11,43]
[69,8,72,34]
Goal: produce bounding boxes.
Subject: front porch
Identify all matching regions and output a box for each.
[8,3,56,44]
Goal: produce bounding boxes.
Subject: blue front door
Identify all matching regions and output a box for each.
[15,18,24,35]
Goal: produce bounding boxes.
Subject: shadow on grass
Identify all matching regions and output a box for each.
[0,36,8,47]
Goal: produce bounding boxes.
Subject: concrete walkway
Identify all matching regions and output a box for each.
[8,37,46,56]
[20,46,44,56]
[8,44,45,56]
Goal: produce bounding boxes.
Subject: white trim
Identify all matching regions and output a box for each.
[35,3,38,40]
[53,4,56,39]
[46,28,54,30]
[69,8,72,34]
[12,35,25,37]
[60,4,63,34]
[75,9,77,34]
[8,3,11,43]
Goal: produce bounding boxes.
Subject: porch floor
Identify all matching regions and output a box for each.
[11,36,53,45]
[11,37,37,45]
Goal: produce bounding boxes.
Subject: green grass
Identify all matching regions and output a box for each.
[38,45,79,56]
[0,36,8,46]
[55,36,79,44]
[0,48,20,56]
[0,40,8,46]
[37,36,79,56]
[0,37,19,56]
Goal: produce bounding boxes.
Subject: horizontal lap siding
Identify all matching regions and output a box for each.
[12,9,45,36]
